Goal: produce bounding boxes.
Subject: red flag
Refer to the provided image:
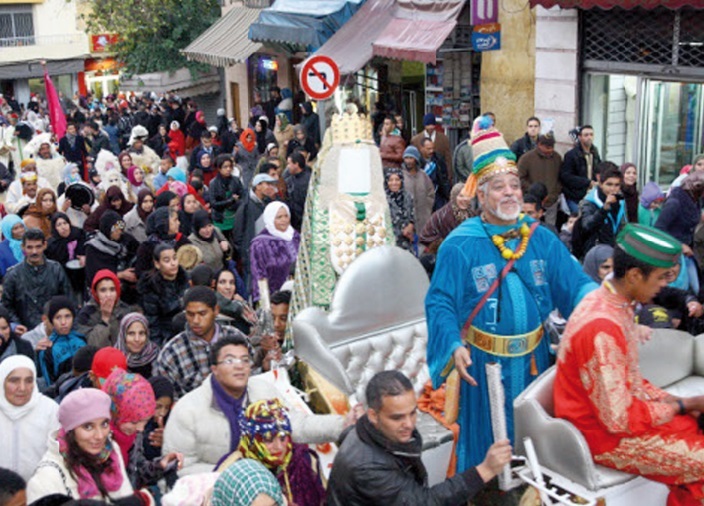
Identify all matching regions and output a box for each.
[43,67,67,140]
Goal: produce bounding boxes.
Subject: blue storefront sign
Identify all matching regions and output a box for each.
[472,23,501,52]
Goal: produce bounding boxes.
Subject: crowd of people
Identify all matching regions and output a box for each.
[1,85,704,506]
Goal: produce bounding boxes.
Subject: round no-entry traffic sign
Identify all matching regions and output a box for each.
[300,55,340,101]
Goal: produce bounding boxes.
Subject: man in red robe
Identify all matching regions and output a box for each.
[555,223,704,506]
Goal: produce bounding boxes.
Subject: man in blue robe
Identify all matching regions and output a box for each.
[425,117,597,472]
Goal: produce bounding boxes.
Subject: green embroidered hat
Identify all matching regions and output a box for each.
[616,223,682,268]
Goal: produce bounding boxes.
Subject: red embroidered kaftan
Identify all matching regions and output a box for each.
[555,285,704,506]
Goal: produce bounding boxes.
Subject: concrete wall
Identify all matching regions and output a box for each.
[533,5,579,155]
[479,0,536,146]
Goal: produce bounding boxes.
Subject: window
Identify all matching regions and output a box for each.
[0,5,34,46]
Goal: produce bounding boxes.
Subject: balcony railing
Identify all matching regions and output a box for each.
[0,33,85,48]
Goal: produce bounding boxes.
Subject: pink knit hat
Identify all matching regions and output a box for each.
[59,388,112,432]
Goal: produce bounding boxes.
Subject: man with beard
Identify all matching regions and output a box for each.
[425,115,596,475]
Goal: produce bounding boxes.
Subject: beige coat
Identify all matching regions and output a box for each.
[163,374,345,476]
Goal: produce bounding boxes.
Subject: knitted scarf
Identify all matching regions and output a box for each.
[211,375,245,453]
[57,428,124,499]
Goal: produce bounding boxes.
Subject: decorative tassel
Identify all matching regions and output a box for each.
[461,173,478,198]
[530,353,538,376]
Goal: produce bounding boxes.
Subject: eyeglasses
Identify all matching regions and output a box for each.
[217,356,252,367]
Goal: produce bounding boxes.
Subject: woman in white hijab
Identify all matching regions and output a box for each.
[249,201,300,302]
[0,355,60,480]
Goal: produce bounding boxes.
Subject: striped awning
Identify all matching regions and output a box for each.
[182,6,263,67]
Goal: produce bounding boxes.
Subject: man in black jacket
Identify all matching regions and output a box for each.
[284,151,311,231]
[326,371,511,506]
[1,228,71,328]
[510,116,540,162]
[560,125,602,213]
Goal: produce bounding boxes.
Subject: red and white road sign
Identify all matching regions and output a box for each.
[299,55,340,101]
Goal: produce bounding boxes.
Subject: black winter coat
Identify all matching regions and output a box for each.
[560,144,602,202]
[655,186,700,246]
[58,135,89,168]
[209,175,244,223]
[510,133,536,162]
[284,169,311,231]
[137,267,189,345]
[231,194,266,273]
[1,258,72,328]
[326,426,486,506]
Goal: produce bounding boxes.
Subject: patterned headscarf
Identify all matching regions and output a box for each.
[238,399,293,472]
[212,459,283,506]
[115,312,159,373]
[102,368,156,466]
[102,368,156,426]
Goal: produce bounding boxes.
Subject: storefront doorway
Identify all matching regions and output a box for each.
[583,73,704,188]
[639,80,704,187]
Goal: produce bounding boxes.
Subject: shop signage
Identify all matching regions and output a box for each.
[91,34,119,53]
[300,55,340,101]
[471,0,498,25]
[472,23,501,52]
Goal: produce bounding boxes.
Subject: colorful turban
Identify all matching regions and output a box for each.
[461,115,518,198]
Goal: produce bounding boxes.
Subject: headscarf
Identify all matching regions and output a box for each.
[620,162,636,178]
[193,209,215,242]
[155,190,177,209]
[582,244,614,283]
[98,210,125,240]
[255,119,268,154]
[63,163,82,186]
[640,182,665,208]
[212,459,284,506]
[47,212,82,264]
[101,185,133,216]
[384,167,408,209]
[0,355,40,421]
[115,312,159,373]
[102,368,156,466]
[146,206,174,240]
[126,166,145,187]
[262,201,294,241]
[238,399,293,471]
[148,376,174,401]
[118,151,133,171]
[179,194,196,236]
[450,183,473,223]
[137,188,154,222]
[682,170,704,197]
[1,214,25,263]
[166,167,187,184]
[240,128,256,153]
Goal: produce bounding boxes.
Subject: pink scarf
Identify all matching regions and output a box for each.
[57,428,124,499]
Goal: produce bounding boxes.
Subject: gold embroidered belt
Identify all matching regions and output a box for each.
[464,325,543,357]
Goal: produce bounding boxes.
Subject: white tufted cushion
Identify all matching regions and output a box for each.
[331,320,430,402]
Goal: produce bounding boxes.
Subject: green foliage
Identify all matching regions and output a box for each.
[84,0,220,74]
